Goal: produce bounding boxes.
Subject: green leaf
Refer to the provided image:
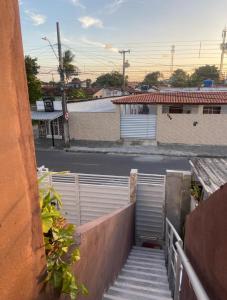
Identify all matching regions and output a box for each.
[42,216,53,233]
[71,248,80,263]
[81,284,89,295]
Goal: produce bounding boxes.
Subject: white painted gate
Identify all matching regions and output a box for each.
[120,115,156,139]
[39,171,130,226]
[136,173,166,245]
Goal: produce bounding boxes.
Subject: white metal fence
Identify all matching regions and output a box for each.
[38,169,130,225]
[136,173,166,244]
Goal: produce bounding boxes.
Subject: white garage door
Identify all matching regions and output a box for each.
[120,115,157,139]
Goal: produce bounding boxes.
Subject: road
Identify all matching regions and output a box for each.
[36,150,191,175]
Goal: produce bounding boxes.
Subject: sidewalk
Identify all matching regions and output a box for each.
[66,143,227,158]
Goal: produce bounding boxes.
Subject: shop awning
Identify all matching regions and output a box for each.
[31,111,63,121]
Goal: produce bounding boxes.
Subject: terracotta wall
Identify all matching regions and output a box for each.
[181,183,227,300]
[157,105,227,145]
[69,111,120,141]
[71,204,135,300]
[0,1,46,299]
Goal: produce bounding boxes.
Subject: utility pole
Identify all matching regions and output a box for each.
[220,27,227,80]
[56,22,70,148]
[119,49,130,94]
[170,45,175,74]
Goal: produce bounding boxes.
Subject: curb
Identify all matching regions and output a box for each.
[64,147,227,158]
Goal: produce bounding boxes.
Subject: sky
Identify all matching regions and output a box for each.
[19,0,227,82]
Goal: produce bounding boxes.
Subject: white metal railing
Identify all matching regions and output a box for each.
[165,218,209,300]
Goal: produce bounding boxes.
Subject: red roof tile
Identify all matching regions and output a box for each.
[112,92,227,105]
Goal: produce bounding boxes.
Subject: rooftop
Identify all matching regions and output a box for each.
[67,97,119,113]
[190,158,227,194]
[112,92,227,105]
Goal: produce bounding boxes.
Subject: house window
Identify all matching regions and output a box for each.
[203,106,221,114]
[162,105,192,114]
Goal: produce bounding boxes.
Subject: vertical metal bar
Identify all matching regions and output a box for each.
[75,174,81,225]
[174,240,183,300]
[165,219,169,262]
[168,229,174,277]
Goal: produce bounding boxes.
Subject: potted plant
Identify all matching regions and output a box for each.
[190,181,202,211]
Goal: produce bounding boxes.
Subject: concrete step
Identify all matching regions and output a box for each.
[126,259,166,270]
[114,281,171,298]
[107,286,172,300]
[103,295,129,300]
[103,246,172,300]
[130,250,165,260]
[124,264,167,276]
[132,246,163,252]
[121,269,169,283]
[117,275,170,290]
[128,254,166,265]
[131,248,164,256]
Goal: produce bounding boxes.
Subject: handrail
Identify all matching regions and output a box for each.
[165,217,210,300]
[176,242,210,300]
[166,218,182,242]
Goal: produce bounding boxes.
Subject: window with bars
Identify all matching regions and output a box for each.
[203,106,221,114]
[162,105,192,114]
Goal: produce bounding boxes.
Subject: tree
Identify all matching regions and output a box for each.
[143,71,162,86]
[169,69,189,87]
[62,50,79,82]
[190,65,219,86]
[69,89,88,100]
[25,55,42,104]
[93,71,125,88]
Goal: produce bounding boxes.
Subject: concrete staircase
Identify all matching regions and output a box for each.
[103,246,172,300]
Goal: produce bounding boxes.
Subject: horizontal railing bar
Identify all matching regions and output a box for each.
[176,242,210,300]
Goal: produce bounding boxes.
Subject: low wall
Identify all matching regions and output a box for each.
[181,183,227,300]
[69,111,120,141]
[71,204,135,300]
[157,105,227,145]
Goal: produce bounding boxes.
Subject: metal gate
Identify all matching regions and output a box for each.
[120,115,156,139]
[136,173,166,245]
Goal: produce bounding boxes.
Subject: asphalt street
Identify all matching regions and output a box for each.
[36,150,191,175]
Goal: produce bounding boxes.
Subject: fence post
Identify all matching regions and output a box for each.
[129,169,138,203]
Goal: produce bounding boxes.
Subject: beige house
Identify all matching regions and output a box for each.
[112,92,227,146]
[67,92,227,146]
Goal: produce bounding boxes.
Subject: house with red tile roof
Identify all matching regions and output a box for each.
[112,92,227,145]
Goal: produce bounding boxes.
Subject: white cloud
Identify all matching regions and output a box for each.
[71,0,86,9]
[19,0,23,5]
[25,10,46,26]
[81,37,118,53]
[78,16,103,29]
[107,0,126,14]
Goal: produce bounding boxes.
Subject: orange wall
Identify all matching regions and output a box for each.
[181,183,227,300]
[72,204,135,300]
[0,1,46,299]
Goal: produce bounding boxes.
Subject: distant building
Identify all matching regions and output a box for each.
[93,88,126,98]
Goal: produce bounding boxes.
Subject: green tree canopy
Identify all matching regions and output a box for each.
[143,71,162,86]
[93,71,125,88]
[69,89,88,100]
[25,55,42,104]
[62,50,79,82]
[169,69,189,87]
[190,65,219,86]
